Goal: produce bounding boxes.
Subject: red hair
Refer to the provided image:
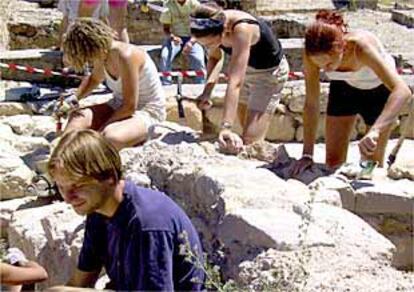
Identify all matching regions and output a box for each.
[305,10,348,55]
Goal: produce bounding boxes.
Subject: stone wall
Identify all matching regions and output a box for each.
[0,0,16,51]
[240,0,335,14]
[241,0,380,14]
[127,1,164,45]
[7,1,61,50]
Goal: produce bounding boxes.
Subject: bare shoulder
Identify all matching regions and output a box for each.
[117,43,146,67]
[346,30,382,53]
[226,10,256,30]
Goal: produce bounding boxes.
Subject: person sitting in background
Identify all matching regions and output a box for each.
[159,0,206,85]
[57,0,109,49]
[190,4,289,154]
[48,129,205,291]
[60,18,166,150]
[1,247,48,291]
[291,10,411,175]
[108,0,130,43]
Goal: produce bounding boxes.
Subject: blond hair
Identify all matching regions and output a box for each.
[48,129,122,184]
[63,18,116,71]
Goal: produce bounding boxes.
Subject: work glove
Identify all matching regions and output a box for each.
[6,247,28,265]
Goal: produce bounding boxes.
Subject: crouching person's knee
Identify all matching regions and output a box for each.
[102,129,124,150]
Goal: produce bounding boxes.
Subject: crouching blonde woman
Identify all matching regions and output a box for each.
[62,18,166,150]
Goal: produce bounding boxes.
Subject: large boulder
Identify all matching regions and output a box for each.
[0,150,34,200]
[351,179,414,270]
[0,114,55,137]
[388,139,414,180]
[0,101,32,116]
[8,202,84,290]
[0,123,50,154]
[239,206,412,292]
[0,196,41,238]
[7,0,60,49]
[120,139,411,286]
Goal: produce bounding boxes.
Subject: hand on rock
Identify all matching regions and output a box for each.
[218,129,243,154]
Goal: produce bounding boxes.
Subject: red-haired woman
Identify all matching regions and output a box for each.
[292,10,411,174]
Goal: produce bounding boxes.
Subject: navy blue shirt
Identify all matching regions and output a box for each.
[78,180,205,291]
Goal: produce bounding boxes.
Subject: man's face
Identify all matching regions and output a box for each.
[54,170,114,216]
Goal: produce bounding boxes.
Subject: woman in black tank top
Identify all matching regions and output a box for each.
[190,4,289,154]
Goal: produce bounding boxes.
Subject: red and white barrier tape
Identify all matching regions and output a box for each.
[397,67,414,75]
[0,62,81,79]
[0,61,303,80]
[159,70,209,78]
[1,61,413,81]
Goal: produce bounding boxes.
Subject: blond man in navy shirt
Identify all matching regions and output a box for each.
[48,129,205,291]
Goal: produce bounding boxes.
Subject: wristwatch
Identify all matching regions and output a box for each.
[302,154,313,161]
[220,121,232,130]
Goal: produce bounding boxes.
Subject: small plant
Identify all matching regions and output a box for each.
[178,231,238,291]
[178,189,317,291]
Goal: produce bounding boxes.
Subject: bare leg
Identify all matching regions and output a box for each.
[101,115,149,150]
[325,115,357,168]
[64,103,114,133]
[109,4,129,43]
[241,109,273,145]
[237,103,248,128]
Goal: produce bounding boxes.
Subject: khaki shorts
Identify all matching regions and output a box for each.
[107,96,166,129]
[239,56,289,114]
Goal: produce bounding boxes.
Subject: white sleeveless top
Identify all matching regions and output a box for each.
[104,52,166,117]
[325,33,396,90]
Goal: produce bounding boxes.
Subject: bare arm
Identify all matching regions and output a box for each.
[221,28,251,125]
[59,15,68,48]
[357,41,411,133]
[201,47,224,98]
[103,48,144,124]
[75,61,105,100]
[0,261,48,286]
[67,268,100,288]
[302,52,321,156]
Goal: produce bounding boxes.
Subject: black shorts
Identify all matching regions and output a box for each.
[327,80,390,126]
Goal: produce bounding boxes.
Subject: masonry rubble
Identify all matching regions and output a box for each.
[0,1,413,290]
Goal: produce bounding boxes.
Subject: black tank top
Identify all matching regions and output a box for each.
[220,18,283,69]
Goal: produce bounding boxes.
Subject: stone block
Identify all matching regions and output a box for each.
[166,97,203,132]
[309,175,356,209]
[240,0,335,14]
[390,235,414,270]
[388,139,414,180]
[0,153,34,200]
[0,196,53,238]
[0,102,32,116]
[8,202,84,290]
[0,49,68,84]
[266,113,296,142]
[354,180,414,214]
[7,0,61,49]
[392,9,414,28]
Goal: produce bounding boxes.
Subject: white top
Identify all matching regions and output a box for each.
[104,52,165,115]
[58,0,109,23]
[325,32,396,90]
